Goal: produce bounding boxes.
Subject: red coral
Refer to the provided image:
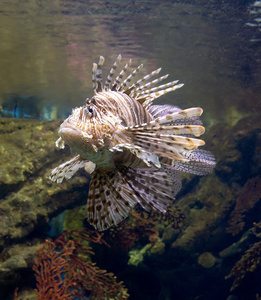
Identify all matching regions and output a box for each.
[226,241,261,291]
[105,205,186,251]
[106,210,159,251]
[33,229,129,300]
[13,287,24,300]
[227,177,261,236]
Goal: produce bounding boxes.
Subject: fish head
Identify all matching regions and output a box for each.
[57,94,122,158]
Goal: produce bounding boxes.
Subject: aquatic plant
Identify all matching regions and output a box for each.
[33,229,129,299]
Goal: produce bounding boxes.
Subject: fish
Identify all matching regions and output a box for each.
[50,54,216,231]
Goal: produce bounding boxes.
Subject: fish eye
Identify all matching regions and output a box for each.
[83,106,94,117]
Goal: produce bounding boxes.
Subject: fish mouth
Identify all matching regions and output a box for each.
[58,122,83,145]
[58,121,94,148]
[59,122,81,136]
[58,122,95,156]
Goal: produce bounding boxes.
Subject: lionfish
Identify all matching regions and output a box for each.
[50,55,215,231]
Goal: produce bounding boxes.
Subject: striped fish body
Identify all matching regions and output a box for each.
[58,90,153,168]
[50,55,216,231]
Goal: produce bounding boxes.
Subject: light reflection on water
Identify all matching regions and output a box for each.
[0,0,260,123]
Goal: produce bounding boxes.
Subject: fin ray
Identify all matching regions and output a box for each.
[104,54,122,90]
[130,107,203,129]
[112,59,132,90]
[129,129,206,162]
[110,143,161,168]
[120,167,180,212]
[87,169,137,231]
[129,124,205,137]
[128,68,162,96]
[50,155,93,183]
[133,74,169,95]
[120,64,144,93]
[148,104,203,125]
[96,56,105,92]
[168,149,216,175]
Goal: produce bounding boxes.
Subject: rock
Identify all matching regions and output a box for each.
[197,252,216,268]
[171,114,261,250]
[171,174,234,249]
[219,231,252,258]
[0,239,43,285]
[0,118,90,291]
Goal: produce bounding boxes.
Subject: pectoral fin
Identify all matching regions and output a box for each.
[126,108,206,162]
[110,143,161,168]
[87,168,138,231]
[50,155,95,183]
[120,166,180,213]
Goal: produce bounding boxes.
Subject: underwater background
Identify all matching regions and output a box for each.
[0,0,261,299]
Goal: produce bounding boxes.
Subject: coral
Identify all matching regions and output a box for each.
[150,241,165,254]
[13,287,34,300]
[225,219,261,293]
[151,205,187,231]
[226,241,261,291]
[2,105,261,300]
[105,205,186,252]
[13,287,19,300]
[128,244,152,267]
[250,220,261,238]
[226,176,261,236]
[63,205,87,232]
[33,229,129,300]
